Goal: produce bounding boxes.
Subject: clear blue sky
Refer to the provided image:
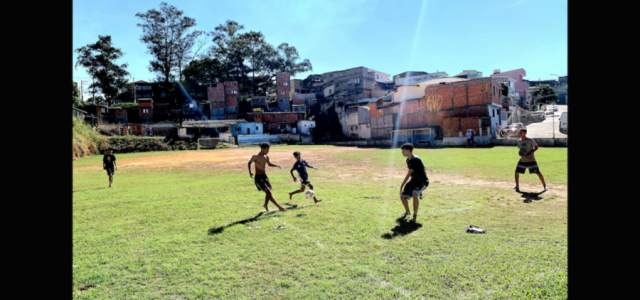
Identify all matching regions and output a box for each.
[73,0,567,95]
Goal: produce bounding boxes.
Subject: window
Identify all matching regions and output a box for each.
[256,126,259,130]
[283,82,288,86]
[281,91,285,95]
[230,82,234,86]
[279,74,283,78]
[101,108,106,113]
[329,89,332,94]
[136,86,142,90]
[280,99,283,102]
[355,78,360,84]
[492,109,495,117]
[142,86,152,90]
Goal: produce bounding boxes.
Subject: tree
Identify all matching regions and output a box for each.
[274,43,313,77]
[74,35,130,106]
[72,82,82,107]
[116,82,136,103]
[86,96,107,105]
[135,2,201,91]
[530,84,559,105]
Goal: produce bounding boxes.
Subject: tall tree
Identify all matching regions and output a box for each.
[74,35,130,106]
[274,43,313,77]
[72,82,82,107]
[135,2,201,92]
[86,96,107,105]
[530,84,559,105]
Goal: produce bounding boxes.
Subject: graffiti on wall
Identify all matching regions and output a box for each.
[426,94,443,112]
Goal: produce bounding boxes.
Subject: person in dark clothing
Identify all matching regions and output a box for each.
[103,149,118,188]
[399,143,429,223]
[288,151,322,203]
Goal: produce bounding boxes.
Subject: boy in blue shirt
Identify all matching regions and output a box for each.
[288,151,322,203]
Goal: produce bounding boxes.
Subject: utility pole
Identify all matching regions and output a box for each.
[80,80,88,102]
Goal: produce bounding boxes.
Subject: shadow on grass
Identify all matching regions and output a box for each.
[381,217,423,239]
[207,211,273,235]
[207,204,303,235]
[517,190,546,203]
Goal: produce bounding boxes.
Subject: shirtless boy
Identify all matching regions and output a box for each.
[248,142,287,212]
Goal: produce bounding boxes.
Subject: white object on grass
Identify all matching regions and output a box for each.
[305,190,315,199]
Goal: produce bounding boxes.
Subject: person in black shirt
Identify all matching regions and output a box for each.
[103,149,118,188]
[399,143,429,223]
[288,151,322,203]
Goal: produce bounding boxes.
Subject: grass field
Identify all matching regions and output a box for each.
[73,145,567,299]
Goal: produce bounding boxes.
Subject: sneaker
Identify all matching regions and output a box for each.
[419,193,423,200]
[466,225,487,234]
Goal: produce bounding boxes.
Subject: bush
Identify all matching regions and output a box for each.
[73,117,108,159]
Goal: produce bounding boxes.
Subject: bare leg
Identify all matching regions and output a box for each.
[514,172,520,190]
[263,193,269,211]
[400,197,411,215]
[410,193,419,223]
[289,185,305,200]
[537,173,547,189]
[308,184,322,203]
[266,190,286,211]
[109,175,113,187]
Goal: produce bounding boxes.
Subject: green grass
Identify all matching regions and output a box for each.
[335,146,568,186]
[73,146,567,299]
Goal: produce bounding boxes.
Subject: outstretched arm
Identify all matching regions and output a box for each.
[290,165,297,182]
[303,160,317,170]
[248,155,256,178]
[266,156,281,169]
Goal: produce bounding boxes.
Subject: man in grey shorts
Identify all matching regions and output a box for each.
[514,128,547,192]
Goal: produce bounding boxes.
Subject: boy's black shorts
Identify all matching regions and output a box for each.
[515,161,540,174]
[401,179,429,199]
[105,167,115,176]
[255,174,272,191]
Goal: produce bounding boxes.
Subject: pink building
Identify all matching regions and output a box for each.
[490,68,529,108]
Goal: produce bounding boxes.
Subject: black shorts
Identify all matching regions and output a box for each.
[515,161,540,174]
[105,167,114,176]
[401,179,429,199]
[300,176,311,186]
[254,174,272,192]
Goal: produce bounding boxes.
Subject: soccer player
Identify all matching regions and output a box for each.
[248,142,287,212]
[288,151,322,204]
[399,143,429,223]
[514,128,547,192]
[103,149,117,188]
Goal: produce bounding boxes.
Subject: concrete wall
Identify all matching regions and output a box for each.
[323,83,335,98]
[297,120,316,135]
[237,134,280,146]
[392,85,424,103]
[231,122,263,136]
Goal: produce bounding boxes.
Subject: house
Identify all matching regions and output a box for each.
[393,71,449,86]
[246,111,305,134]
[114,107,128,124]
[490,69,530,108]
[337,104,372,140]
[297,120,316,135]
[322,66,394,103]
[291,93,317,116]
[454,70,483,79]
[138,98,153,123]
[73,107,87,119]
[154,103,171,122]
[369,77,503,145]
[492,76,519,122]
[206,81,239,120]
[231,122,264,136]
[276,72,291,111]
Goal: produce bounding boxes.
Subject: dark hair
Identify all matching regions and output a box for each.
[519,128,527,133]
[401,143,414,152]
[260,142,270,149]
[293,151,300,157]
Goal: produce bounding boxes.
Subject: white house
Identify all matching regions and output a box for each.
[297,120,316,135]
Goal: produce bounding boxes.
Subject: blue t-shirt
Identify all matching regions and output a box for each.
[291,159,311,179]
